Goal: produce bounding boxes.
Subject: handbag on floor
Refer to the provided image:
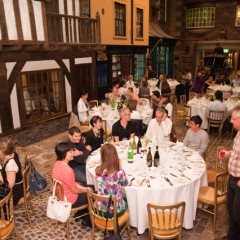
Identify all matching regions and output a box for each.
[103,195,122,240]
[46,181,72,223]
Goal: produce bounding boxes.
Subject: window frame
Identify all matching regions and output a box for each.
[236,5,240,27]
[114,2,126,36]
[186,7,215,29]
[18,69,66,125]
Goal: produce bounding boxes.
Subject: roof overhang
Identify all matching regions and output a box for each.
[149,22,176,39]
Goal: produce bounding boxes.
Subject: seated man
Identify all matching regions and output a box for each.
[67,126,92,185]
[112,107,135,142]
[183,115,209,157]
[207,90,227,119]
[146,107,172,143]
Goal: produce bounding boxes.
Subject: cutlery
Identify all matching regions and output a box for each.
[141,178,146,186]
[170,173,178,178]
[146,179,151,187]
[178,171,191,180]
[166,177,173,186]
[164,177,173,186]
[129,178,135,186]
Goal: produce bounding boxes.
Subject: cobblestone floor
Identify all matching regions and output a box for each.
[12,114,233,240]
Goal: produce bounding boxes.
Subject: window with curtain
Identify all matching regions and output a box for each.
[236,5,240,26]
[136,8,143,38]
[20,69,65,123]
[186,7,215,29]
[115,2,126,36]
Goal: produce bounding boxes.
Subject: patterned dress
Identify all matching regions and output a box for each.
[96,169,128,214]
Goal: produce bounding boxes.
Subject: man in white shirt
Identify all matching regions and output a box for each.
[207,90,227,120]
[183,115,209,157]
[146,107,172,143]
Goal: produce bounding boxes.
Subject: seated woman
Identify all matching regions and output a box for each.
[204,75,215,93]
[0,137,23,206]
[138,80,150,97]
[127,100,140,119]
[86,116,104,152]
[95,144,128,217]
[52,142,93,226]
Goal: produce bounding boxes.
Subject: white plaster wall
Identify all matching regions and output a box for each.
[75,57,92,64]
[19,0,32,40]
[33,1,44,41]
[3,0,17,40]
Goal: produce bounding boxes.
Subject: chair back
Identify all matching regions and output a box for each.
[222,91,232,100]
[88,100,99,110]
[147,201,185,239]
[208,110,225,126]
[69,112,81,129]
[22,161,31,200]
[87,192,118,232]
[15,146,28,171]
[180,95,186,105]
[102,119,112,141]
[52,179,65,201]
[183,104,191,122]
[0,190,15,239]
[214,171,228,204]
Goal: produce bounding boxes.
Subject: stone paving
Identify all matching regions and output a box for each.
[12,115,234,240]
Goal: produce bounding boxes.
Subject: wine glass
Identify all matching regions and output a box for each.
[219,150,225,165]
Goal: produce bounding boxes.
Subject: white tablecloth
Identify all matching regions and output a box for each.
[147,79,179,94]
[187,97,240,129]
[86,142,207,234]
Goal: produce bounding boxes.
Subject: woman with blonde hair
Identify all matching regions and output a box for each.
[95,144,128,217]
[0,137,23,205]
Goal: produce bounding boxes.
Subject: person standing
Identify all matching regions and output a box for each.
[77,90,89,124]
[180,69,192,102]
[221,105,240,240]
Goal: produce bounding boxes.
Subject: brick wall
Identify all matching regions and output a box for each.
[4,115,70,146]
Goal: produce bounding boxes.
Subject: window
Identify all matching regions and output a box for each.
[115,2,126,36]
[236,5,240,26]
[136,8,143,38]
[159,0,166,23]
[80,0,90,17]
[20,70,65,123]
[134,54,145,82]
[186,7,215,29]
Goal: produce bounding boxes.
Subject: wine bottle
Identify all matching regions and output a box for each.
[132,138,137,155]
[146,147,152,167]
[127,142,134,163]
[154,146,160,167]
[137,136,142,154]
[111,100,115,110]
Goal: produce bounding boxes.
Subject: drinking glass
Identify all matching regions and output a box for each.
[219,150,225,165]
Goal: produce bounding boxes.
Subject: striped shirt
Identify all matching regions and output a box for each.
[228,131,240,177]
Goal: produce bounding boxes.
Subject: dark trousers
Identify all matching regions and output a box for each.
[185,83,191,103]
[227,176,240,240]
[73,164,87,186]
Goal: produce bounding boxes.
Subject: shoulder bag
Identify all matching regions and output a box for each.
[103,195,122,240]
[46,180,72,223]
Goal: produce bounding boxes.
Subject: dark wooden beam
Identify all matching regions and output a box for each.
[27,0,38,41]
[0,0,8,41]
[13,0,24,41]
[55,59,71,86]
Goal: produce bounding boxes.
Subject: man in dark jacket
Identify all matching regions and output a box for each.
[67,126,92,185]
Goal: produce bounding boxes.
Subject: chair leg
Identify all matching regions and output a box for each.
[24,201,32,227]
[213,205,217,233]
[127,221,131,239]
[66,219,70,240]
[14,221,20,240]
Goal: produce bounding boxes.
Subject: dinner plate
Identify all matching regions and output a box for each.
[173,177,186,183]
[192,162,205,168]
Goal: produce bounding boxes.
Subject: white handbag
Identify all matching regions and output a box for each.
[47,181,72,223]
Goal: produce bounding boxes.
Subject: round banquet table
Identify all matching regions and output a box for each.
[86,141,208,234]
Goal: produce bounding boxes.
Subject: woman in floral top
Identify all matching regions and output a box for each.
[95,144,128,217]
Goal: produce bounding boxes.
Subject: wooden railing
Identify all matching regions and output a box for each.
[46,12,100,45]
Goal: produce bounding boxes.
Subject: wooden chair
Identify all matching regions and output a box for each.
[102,119,112,142]
[147,201,186,240]
[88,100,99,110]
[183,104,191,125]
[207,110,225,139]
[207,146,229,184]
[52,179,89,240]
[169,93,177,109]
[0,190,20,240]
[87,192,131,240]
[222,91,232,100]
[176,95,186,122]
[16,161,33,227]
[15,146,28,170]
[206,88,214,94]
[198,171,228,232]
